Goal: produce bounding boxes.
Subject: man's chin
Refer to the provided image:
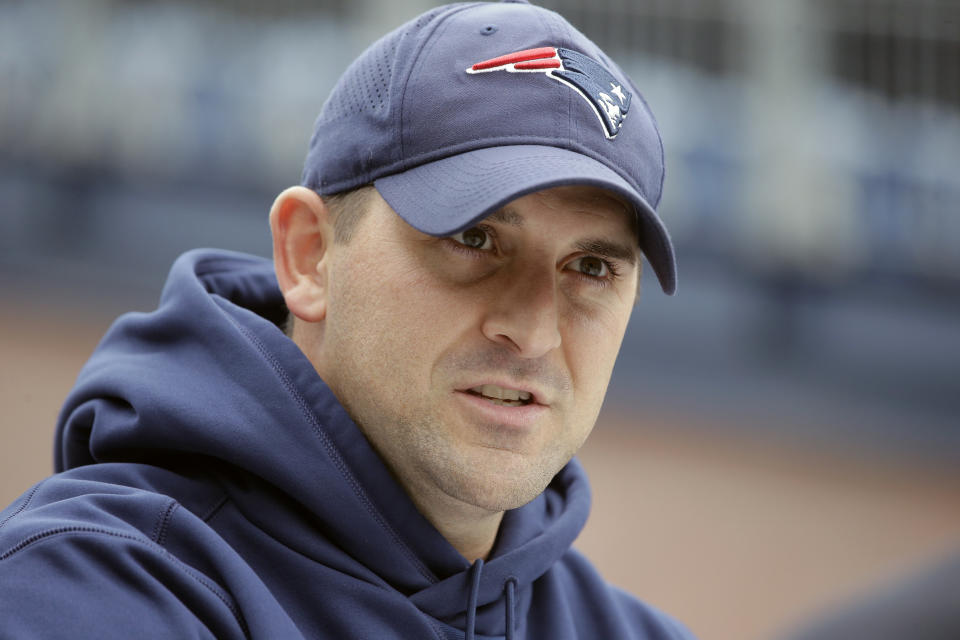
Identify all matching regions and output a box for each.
[436,449,562,513]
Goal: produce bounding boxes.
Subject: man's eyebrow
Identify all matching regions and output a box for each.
[575,238,638,265]
[487,207,525,227]
[486,207,637,265]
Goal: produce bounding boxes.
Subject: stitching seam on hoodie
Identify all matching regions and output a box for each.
[151,501,179,547]
[0,526,250,638]
[232,321,437,585]
[0,480,44,533]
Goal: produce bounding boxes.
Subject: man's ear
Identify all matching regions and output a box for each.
[269,186,333,323]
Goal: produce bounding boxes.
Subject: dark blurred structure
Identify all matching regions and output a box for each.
[1,0,958,446]
[779,552,960,640]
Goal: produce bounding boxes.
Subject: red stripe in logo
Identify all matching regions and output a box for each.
[470,47,559,72]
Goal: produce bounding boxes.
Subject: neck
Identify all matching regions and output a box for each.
[430,503,504,563]
[403,476,504,562]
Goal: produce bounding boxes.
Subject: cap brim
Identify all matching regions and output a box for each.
[374,145,676,295]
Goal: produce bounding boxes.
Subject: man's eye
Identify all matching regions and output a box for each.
[451,227,493,250]
[569,256,609,278]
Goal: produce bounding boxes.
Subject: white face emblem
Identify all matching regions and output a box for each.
[598,91,624,124]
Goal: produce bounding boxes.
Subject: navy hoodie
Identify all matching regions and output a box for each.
[0,249,695,639]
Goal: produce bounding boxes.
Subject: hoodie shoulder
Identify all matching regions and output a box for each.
[544,547,698,640]
[0,467,253,640]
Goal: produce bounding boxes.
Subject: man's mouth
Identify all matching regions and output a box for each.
[466,384,534,407]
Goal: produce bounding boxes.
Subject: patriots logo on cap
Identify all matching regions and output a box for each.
[467,47,631,139]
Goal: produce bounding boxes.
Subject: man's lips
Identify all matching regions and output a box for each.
[457,381,546,407]
[453,388,548,430]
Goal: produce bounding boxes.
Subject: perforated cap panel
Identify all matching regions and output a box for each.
[315,7,448,123]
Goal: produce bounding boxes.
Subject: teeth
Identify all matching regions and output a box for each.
[482,384,514,400]
[470,385,533,404]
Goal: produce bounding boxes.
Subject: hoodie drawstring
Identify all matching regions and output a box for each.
[465,559,483,640]
[465,559,519,640]
[504,577,517,640]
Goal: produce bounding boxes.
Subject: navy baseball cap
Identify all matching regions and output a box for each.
[302,0,676,294]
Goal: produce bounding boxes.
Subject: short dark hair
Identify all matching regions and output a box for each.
[326,185,376,245]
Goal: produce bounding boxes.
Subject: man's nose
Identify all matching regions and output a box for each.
[480,264,562,359]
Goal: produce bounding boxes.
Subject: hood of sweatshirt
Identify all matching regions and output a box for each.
[54,249,592,639]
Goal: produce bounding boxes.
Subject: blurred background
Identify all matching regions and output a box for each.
[1,0,958,638]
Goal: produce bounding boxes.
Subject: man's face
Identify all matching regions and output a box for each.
[313,185,639,513]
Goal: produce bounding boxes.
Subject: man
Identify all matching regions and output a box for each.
[0,1,692,638]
